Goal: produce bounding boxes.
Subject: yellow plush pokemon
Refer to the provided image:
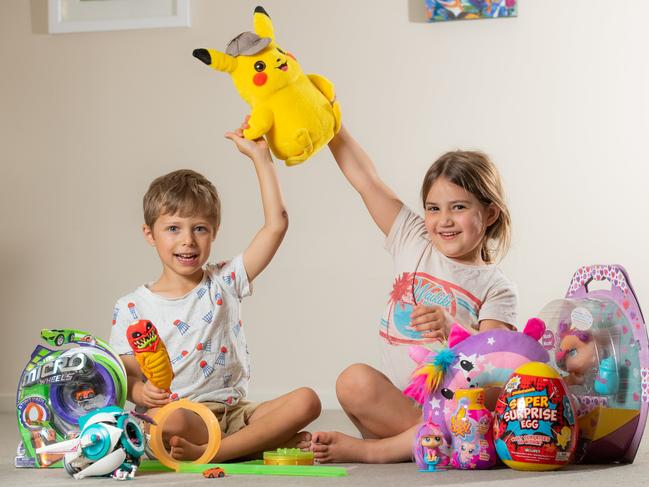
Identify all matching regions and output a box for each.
[193,6,341,166]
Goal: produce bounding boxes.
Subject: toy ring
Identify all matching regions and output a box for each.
[149,399,221,471]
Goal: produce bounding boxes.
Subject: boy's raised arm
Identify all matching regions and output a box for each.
[226,127,288,283]
[328,125,402,237]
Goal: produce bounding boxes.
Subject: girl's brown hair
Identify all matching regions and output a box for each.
[420,151,511,264]
[143,169,221,231]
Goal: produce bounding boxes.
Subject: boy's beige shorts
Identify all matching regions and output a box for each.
[202,400,259,436]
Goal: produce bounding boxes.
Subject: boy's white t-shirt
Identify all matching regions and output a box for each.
[380,205,519,389]
[109,254,251,405]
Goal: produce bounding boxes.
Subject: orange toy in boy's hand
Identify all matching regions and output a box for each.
[126,320,174,391]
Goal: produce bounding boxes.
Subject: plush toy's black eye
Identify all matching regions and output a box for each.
[460,359,474,371]
[132,332,141,339]
[254,61,266,72]
[146,321,152,330]
[277,48,285,54]
[441,388,454,400]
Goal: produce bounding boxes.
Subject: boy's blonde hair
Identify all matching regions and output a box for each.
[420,151,511,264]
[143,169,221,231]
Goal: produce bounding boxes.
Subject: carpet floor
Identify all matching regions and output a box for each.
[3,410,648,486]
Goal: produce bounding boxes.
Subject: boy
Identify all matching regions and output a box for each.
[109,129,321,462]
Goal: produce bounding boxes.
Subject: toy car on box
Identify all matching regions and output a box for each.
[40,329,75,347]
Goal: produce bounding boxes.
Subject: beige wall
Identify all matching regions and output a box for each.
[1,0,648,410]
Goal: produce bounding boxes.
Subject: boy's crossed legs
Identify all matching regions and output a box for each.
[311,363,421,463]
[150,387,321,462]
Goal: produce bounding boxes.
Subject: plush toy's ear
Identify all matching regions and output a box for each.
[253,6,275,42]
[193,49,237,73]
[448,323,471,348]
[523,317,546,341]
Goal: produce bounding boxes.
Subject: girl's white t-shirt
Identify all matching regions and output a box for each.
[380,205,518,389]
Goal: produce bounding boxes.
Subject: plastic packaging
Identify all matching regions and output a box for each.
[449,388,496,469]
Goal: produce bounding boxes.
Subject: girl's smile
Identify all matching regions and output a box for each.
[424,177,498,265]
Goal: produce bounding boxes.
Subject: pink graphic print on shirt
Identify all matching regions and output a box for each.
[380,272,481,345]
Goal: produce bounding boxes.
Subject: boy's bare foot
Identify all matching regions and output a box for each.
[168,435,206,461]
[280,431,312,450]
[169,431,313,461]
[311,431,370,463]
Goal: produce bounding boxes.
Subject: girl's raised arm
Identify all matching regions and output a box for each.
[329,126,402,236]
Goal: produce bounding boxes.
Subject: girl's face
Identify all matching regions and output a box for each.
[424,177,498,265]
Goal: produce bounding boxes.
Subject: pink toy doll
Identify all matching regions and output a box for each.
[452,440,479,469]
[556,322,598,387]
[556,321,619,395]
[413,418,449,472]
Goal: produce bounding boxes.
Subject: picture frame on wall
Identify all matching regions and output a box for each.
[48,0,191,34]
[424,0,517,22]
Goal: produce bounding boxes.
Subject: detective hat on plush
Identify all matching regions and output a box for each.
[225,31,271,57]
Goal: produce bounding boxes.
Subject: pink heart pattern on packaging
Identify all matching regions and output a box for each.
[568,265,628,295]
[577,395,609,417]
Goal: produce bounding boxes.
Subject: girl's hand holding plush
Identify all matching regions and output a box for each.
[409,305,454,341]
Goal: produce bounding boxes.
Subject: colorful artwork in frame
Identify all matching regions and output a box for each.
[424,0,517,22]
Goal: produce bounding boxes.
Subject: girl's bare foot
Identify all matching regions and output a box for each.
[168,435,206,461]
[310,431,371,463]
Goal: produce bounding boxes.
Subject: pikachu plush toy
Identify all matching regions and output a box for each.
[193,6,341,166]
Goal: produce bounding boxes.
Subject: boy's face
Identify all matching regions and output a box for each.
[143,213,216,281]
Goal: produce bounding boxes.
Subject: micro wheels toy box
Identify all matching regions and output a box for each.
[15,329,127,468]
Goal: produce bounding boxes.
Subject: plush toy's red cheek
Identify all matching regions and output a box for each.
[253,72,268,86]
[287,52,297,61]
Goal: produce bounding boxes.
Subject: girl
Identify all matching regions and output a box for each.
[311,126,518,463]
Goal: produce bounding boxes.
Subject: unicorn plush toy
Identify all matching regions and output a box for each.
[193,6,341,166]
[405,318,550,470]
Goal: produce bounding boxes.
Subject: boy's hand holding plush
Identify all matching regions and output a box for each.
[225,116,272,162]
[135,381,171,409]
[193,6,341,166]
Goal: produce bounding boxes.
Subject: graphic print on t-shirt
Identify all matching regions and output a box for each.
[380,272,481,345]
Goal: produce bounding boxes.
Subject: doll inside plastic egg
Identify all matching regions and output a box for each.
[539,297,640,406]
